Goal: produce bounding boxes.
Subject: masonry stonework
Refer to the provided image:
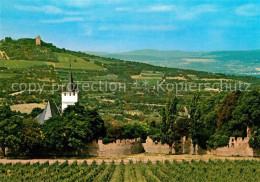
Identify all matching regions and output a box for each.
[81,126,259,157]
[211,137,255,157]
[87,138,143,157]
[142,136,171,154]
[142,136,206,155]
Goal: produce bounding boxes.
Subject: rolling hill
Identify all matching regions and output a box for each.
[0,37,260,124]
[86,49,260,77]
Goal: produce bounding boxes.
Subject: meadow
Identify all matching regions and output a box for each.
[0,60,46,69]
[1,160,259,182]
[53,53,104,70]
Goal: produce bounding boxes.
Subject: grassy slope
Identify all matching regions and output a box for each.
[53,53,104,70]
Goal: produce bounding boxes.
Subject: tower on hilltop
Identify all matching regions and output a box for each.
[36,35,41,45]
[61,64,79,111]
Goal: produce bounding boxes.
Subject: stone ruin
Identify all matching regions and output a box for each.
[86,138,143,157]
[142,136,207,155]
[210,136,259,157]
[141,126,259,157]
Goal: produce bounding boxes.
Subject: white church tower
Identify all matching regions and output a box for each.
[61,65,79,111]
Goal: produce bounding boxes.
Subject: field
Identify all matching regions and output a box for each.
[10,103,46,114]
[0,60,46,68]
[1,159,259,182]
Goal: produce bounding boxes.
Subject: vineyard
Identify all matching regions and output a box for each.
[1,160,259,182]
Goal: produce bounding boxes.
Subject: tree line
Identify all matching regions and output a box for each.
[0,90,259,157]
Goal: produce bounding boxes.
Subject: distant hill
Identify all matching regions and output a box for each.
[86,49,260,77]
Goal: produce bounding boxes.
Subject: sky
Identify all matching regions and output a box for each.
[0,0,260,52]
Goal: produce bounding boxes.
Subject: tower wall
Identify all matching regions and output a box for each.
[36,35,41,45]
[61,92,78,111]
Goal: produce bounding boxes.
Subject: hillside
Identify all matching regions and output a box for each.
[86,49,260,77]
[0,37,260,125]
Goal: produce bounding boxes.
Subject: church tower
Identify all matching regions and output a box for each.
[61,65,79,111]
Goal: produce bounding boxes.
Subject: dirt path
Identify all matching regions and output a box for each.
[0,50,10,60]
[0,154,259,165]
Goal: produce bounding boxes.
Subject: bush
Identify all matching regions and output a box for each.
[249,127,260,149]
[207,135,229,149]
[102,137,115,144]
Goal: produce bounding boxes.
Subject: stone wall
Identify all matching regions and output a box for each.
[142,137,171,154]
[211,137,256,157]
[87,138,143,157]
[142,136,204,154]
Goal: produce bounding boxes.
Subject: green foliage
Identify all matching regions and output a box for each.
[30,107,44,118]
[0,105,23,157]
[249,127,260,149]
[217,91,241,126]
[207,135,229,149]
[190,92,200,145]
[121,122,147,141]
[42,103,105,155]
[19,118,43,156]
[0,38,58,61]
[190,90,260,149]
[160,92,179,146]
[102,137,115,144]
[232,90,260,127]
[106,122,123,139]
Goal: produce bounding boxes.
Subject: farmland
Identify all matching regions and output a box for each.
[0,60,46,69]
[53,53,104,70]
[1,160,259,182]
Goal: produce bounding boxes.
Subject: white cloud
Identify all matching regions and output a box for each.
[115,7,132,11]
[66,0,123,7]
[139,5,175,12]
[236,4,260,16]
[15,5,78,15]
[15,5,62,14]
[175,4,218,20]
[97,24,177,31]
[41,17,85,23]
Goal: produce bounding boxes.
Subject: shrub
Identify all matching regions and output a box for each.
[207,135,229,149]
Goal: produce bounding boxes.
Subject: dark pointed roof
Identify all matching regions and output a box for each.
[65,65,78,92]
[37,100,60,124]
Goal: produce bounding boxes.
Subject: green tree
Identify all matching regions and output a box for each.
[121,122,148,141]
[30,107,44,118]
[231,90,260,128]
[190,92,200,146]
[190,93,222,149]
[160,92,179,147]
[0,105,22,157]
[106,122,123,139]
[19,117,43,156]
[217,91,240,126]
[249,127,260,149]
[42,103,106,155]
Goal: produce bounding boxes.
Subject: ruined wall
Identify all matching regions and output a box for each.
[142,136,201,154]
[87,138,143,157]
[211,137,255,157]
[181,136,192,154]
[142,137,171,154]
